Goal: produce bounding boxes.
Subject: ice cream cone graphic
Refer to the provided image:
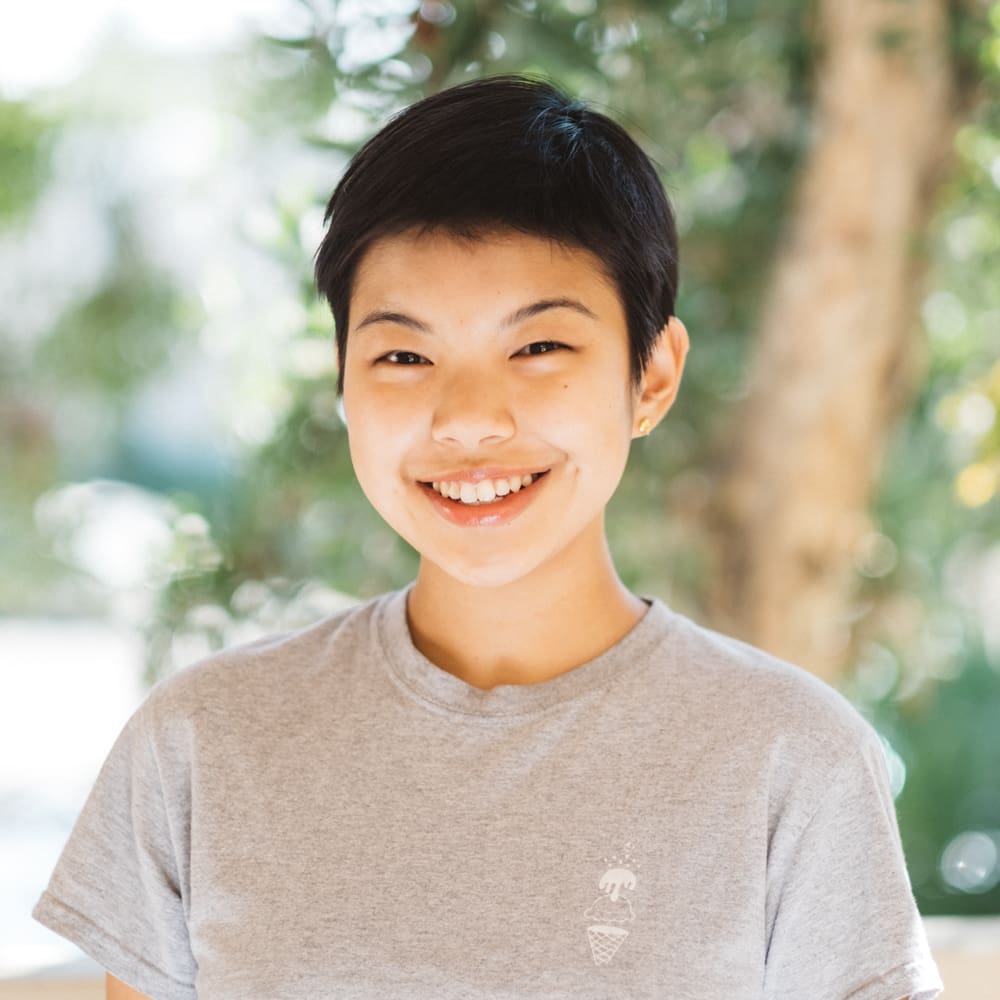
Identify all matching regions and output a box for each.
[587,923,629,965]
[584,851,638,967]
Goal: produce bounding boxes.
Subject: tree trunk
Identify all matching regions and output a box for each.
[703,0,958,683]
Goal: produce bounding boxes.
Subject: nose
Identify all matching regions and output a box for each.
[430,366,516,448]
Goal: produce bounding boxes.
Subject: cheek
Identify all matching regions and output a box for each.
[343,373,389,431]
[344,393,417,485]
[343,398,383,478]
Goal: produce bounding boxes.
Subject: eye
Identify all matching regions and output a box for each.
[517,341,568,356]
[376,350,428,365]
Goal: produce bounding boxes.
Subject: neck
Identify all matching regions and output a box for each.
[406,521,648,690]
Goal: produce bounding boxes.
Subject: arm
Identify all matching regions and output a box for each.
[106,973,152,1000]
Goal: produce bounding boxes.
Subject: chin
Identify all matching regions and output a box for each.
[424,552,547,590]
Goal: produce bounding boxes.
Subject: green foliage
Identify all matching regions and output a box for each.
[0,98,50,222]
[866,633,1000,914]
[35,210,181,400]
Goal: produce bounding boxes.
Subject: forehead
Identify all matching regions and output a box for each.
[350,227,621,312]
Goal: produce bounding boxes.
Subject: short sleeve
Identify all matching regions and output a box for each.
[763,726,943,1000]
[31,700,197,1000]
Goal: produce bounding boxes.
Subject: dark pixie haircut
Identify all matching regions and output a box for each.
[314,74,679,396]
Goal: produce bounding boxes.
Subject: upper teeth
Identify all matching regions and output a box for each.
[431,474,538,504]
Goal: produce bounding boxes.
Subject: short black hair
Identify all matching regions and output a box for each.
[314,74,679,396]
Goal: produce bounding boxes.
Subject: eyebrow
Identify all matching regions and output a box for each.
[354,297,599,334]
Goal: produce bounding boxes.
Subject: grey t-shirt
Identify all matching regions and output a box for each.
[33,585,942,999]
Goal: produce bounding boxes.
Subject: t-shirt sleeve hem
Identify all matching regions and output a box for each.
[31,891,197,1000]
[844,959,944,1000]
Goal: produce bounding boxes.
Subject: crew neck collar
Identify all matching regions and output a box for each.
[375,582,676,720]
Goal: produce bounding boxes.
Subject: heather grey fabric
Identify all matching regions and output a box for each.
[33,584,942,999]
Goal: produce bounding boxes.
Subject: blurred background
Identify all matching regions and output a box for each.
[1,0,999,993]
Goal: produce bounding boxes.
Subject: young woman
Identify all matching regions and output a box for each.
[34,75,941,1000]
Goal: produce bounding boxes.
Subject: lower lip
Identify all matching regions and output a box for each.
[418,472,550,528]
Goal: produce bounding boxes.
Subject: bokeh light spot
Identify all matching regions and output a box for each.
[955,463,997,508]
[940,830,1000,894]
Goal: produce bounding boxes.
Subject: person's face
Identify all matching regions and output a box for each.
[341,227,675,589]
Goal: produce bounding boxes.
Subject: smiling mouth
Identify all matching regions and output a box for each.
[419,470,550,505]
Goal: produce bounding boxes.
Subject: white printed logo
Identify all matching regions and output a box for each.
[584,842,638,966]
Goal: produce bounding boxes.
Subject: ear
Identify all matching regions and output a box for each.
[632,316,689,437]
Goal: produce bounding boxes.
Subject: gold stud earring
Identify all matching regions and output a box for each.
[637,417,653,436]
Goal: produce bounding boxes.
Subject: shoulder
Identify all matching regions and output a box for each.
[650,608,892,835]
[137,588,396,730]
[654,605,882,770]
